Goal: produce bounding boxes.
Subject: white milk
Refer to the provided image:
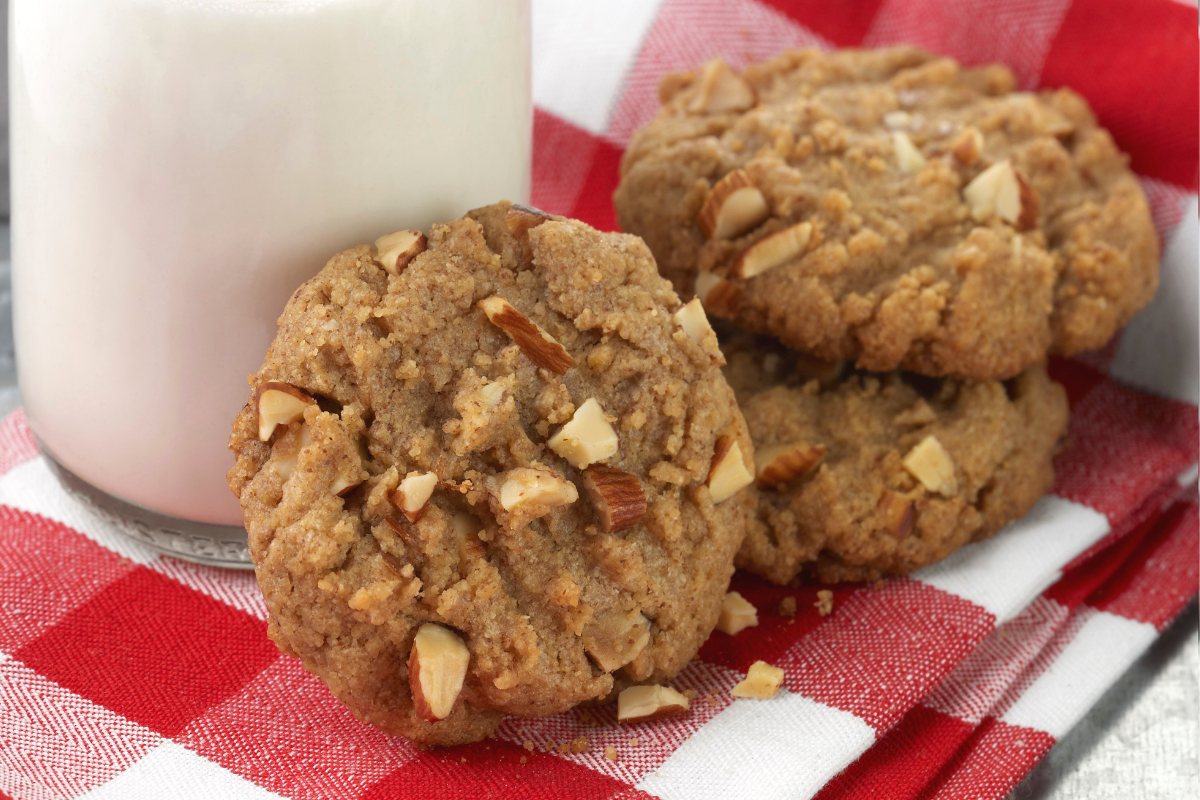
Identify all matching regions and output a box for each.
[9,0,531,524]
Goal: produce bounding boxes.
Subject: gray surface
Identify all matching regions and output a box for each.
[0,216,1195,793]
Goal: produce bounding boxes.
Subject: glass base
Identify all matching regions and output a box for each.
[41,446,253,570]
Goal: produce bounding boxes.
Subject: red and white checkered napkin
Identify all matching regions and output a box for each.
[2,1,1197,798]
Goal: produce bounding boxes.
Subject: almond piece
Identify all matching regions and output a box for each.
[478,296,575,375]
[583,466,646,533]
[617,685,690,724]
[389,472,438,523]
[695,274,743,317]
[716,591,759,635]
[583,610,652,673]
[499,468,579,515]
[902,435,958,496]
[883,110,912,129]
[505,203,553,241]
[880,491,915,538]
[273,423,312,479]
[698,170,770,240]
[950,127,983,165]
[732,660,785,699]
[673,297,725,364]
[732,221,812,279]
[892,131,927,173]
[408,623,471,722]
[963,160,1036,229]
[707,435,754,504]
[451,512,487,562]
[687,59,756,114]
[754,442,826,490]
[374,229,427,276]
[547,398,619,469]
[255,382,315,441]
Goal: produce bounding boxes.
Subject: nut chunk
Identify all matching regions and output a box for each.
[583,610,651,673]
[755,442,826,490]
[707,435,754,504]
[408,623,471,722]
[583,466,646,533]
[733,221,813,279]
[902,435,958,496]
[617,685,690,724]
[673,298,725,364]
[374,229,427,276]
[498,468,579,526]
[390,472,438,523]
[687,59,756,114]
[478,296,575,375]
[732,661,785,699]
[716,591,758,635]
[548,398,619,469]
[255,382,315,441]
[962,160,1037,229]
[699,169,770,240]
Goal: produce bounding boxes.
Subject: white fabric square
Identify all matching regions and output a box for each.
[531,0,665,133]
[78,741,285,800]
[636,691,875,800]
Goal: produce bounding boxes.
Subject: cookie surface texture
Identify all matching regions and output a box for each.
[723,337,1068,584]
[614,47,1159,380]
[228,202,754,747]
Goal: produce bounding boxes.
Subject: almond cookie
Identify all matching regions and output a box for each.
[722,334,1068,584]
[614,46,1159,380]
[227,202,755,747]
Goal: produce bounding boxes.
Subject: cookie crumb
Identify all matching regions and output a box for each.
[778,596,797,617]
[873,579,886,591]
[629,737,640,747]
[705,694,720,707]
[815,590,834,616]
[461,757,467,763]
[557,741,570,754]
[545,739,556,752]
[571,736,589,754]
[523,740,534,752]
[605,745,619,762]
[520,756,528,765]
[683,689,697,700]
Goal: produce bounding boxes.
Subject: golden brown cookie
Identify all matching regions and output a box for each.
[228,202,755,747]
[722,334,1068,584]
[614,47,1158,380]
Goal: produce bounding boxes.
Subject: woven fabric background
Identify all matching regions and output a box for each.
[1,1,1197,798]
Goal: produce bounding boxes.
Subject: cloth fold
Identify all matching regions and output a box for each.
[2,1,1197,798]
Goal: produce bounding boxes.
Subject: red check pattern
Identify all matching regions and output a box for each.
[2,1,1197,797]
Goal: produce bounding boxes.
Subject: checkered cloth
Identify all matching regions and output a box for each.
[2,1,1197,798]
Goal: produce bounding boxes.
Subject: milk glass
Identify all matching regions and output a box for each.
[9,0,531,565]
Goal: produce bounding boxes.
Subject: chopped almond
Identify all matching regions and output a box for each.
[698,170,770,240]
[583,610,652,673]
[902,435,958,496]
[478,296,575,375]
[617,685,690,724]
[255,382,315,441]
[732,222,813,279]
[506,203,553,241]
[548,398,619,469]
[408,623,471,722]
[950,127,983,165]
[498,468,579,514]
[716,591,759,635]
[687,59,756,114]
[892,131,927,173]
[673,297,725,364]
[879,491,915,538]
[695,274,743,317]
[963,160,1037,229]
[374,229,427,276]
[707,435,754,504]
[583,466,646,533]
[754,442,826,490]
[732,661,785,699]
[389,472,438,523]
[815,589,834,617]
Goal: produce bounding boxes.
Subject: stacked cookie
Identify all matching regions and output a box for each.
[614,46,1157,584]
[228,47,1158,749]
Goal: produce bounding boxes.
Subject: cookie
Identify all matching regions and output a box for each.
[227,202,755,747]
[722,335,1068,584]
[614,46,1159,380]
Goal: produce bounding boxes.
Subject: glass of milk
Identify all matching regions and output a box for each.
[8,0,531,566]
